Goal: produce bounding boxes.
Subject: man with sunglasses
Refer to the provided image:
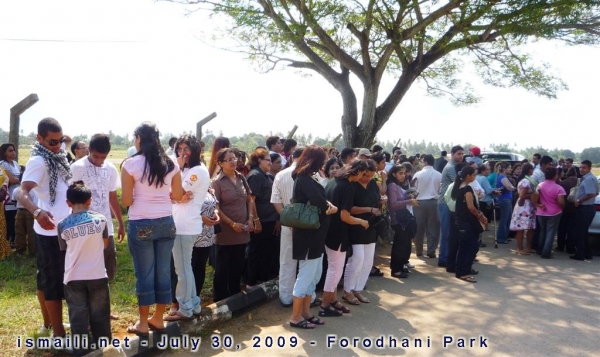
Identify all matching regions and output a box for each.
[18,118,72,342]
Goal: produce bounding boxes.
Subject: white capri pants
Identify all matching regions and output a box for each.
[343,243,376,292]
[324,246,347,293]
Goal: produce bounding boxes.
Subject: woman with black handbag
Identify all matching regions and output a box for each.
[288,145,337,329]
[387,165,419,279]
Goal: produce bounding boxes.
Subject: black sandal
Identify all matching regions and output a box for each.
[330,301,351,314]
[305,316,325,325]
[470,269,479,275]
[289,320,316,329]
[369,267,384,277]
[319,306,342,317]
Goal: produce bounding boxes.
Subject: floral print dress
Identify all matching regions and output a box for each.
[509,179,536,231]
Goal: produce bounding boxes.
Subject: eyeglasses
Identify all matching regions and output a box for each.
[76,146,88,150]
[221,157,237,163]
[45,136,66,147]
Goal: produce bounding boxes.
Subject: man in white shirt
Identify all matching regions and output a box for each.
[165,136,177,160]
[18,117,72,340]
[70,134,124,321]
[271,147,318,307]
[411,154,442,258]
[532,155,553,184]
[267,135,286,167]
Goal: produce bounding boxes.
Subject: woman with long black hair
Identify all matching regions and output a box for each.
[121,122,183,335]
[387,165,419,279]
[451,166,487,283]
[166,134,210,321]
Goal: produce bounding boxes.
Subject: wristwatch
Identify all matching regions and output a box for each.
[33,208,42,219]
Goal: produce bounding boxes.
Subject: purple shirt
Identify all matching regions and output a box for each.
[537,180,566,216]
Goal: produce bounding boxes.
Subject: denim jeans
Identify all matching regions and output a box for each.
[64,278,111,356]
[437,203,451,262]
[127,216,176,306]
[293,254,323,298]
[455,222,479,278]
[537,214,561,257]
[172,234,201,317]
[497,199,513,243]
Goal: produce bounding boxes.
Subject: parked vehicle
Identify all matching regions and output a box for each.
[588,176,600,235]
[479,152,525,162]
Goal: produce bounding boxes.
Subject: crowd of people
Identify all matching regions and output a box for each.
[1,118,598,351]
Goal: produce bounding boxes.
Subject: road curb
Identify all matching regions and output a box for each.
[85,279,280,356]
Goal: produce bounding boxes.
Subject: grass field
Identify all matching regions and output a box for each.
[0,217,215,356]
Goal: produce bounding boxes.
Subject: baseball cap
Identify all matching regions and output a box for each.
[469,146,481,156]
[358,148,372,157]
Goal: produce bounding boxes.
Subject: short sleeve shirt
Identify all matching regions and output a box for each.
[22,156,71,236]
[578,172,599,205]
[70,157,120,234]
[211,172,250,245]
[537,180,566,216]
[247,168,278,222]
[172,165,210,235]
[325,178,356,252]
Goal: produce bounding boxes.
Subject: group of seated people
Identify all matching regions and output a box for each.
[12,117,599,352]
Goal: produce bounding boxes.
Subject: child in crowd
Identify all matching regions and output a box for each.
[58,181,111,356]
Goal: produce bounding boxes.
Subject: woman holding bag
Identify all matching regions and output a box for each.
[288,145,337,329]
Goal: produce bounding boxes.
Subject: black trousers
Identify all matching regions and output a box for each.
[557,210,576,251]
[573,205,596,260]
[4,208,17,242]
[390,224,412,273]
[446,212,460,272]
[455,222,479,278]
[246,221,278,286]
[213,243,246,302]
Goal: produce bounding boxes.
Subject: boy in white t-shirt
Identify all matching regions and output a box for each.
[57,181,111,356]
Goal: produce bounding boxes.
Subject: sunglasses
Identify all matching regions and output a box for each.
[45,136,67,147]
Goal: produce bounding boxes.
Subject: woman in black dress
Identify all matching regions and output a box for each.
[289,145,338,329]
[451,166,488,283]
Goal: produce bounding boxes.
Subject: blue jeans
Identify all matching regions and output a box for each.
[127,216,176,306]
[64,278,111,356]
[293,254,323,298]
[437,203,450,263]
[497,199,513,243]
[172,234,201,317]
[537,214,561,257]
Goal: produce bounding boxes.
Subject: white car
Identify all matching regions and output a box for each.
[588,177,600,235]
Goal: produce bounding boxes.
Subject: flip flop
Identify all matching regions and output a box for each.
[164,311,194,321]
[147,321,165,331]
[318,306,342,317]
[126,324,149,337]
[352,292,370,303]
[304,316,325,325]
[289,320,316,329]
[457,276,477,283]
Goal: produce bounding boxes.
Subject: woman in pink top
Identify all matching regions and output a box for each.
[532,167,565,259]
[121,122,183,336]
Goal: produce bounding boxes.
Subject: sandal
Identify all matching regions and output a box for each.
[310,297,322,308]
[289,320,316,329]
[147,321,165,331]
[304,316,325,325]
[369,267,384,277]
[470,269,479,275]
[126,323,149,337]
[318,306,342,317]
[342,292,360,305]
[457,276,477,283]
[352,291,370,303]
[330,301,351,314]
[164,311,194,321]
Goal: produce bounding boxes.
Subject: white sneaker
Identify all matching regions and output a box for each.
[405,263,415,269]
[39,325,51,335]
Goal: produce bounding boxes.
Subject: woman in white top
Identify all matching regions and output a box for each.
[166,135,210,321]
[0,143,22,247]
[121,122,183,336]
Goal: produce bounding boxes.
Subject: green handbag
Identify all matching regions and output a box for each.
[280,180,321,229]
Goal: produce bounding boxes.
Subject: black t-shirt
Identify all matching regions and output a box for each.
[325,177,355,252]
[456,185,479,228]
[348,180,380,245]
[246,168,278,222]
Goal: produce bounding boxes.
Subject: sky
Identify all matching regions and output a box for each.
[0,0,598,153]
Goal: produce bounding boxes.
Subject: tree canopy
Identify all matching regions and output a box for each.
[167,1,597,146]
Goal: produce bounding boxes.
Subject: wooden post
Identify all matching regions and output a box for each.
[394,138,402,148]
[196,112,217,139]
[10,94,39,161]
[287,125,298,139]
[330,134,342,147]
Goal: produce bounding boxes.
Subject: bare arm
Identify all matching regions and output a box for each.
[501,177,515,190]
[340,209,368,229]
[109,191,125,243]
[18,181,55,230]
[170,171,184,201]
[273,202,284,214]
[120,168,134,207]
[465,191,487,224]
[557,194,565,210]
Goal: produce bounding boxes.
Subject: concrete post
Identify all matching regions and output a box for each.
[196,112,217,140]
[9,94,39,161]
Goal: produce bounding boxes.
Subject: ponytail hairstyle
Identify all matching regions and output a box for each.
[133,122,174,188]
[451,165,476,200]
[174,134,202,169]
[335,159,368,179]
